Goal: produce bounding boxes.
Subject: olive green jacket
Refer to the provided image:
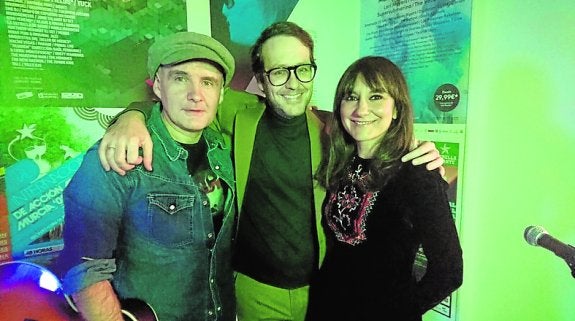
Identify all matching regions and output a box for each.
[214,89,326,266]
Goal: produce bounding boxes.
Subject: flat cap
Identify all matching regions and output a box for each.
[147,32,235,86]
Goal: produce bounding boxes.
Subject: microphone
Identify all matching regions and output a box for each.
[524,225,575,268]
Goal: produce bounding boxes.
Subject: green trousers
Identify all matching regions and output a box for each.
[235,272,310,321]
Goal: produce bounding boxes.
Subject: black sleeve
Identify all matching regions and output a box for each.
[407,166,463,313]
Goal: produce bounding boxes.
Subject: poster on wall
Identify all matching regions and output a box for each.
[0,0,189,265]
[0,107,118,266]
[360,0,471,124]
[0,166,12,264]
[360,1,472,320]
[414,123,465,321]
[0,0,186,108]
[209,0,300,91]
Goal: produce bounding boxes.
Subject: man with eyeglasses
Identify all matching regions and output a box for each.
[97,22,444,321]
[265,63,316,86]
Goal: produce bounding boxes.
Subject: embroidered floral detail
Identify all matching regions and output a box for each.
[347,162,371,192]
[325,160,379,245]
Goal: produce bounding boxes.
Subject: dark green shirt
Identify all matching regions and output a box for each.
[181,140,225,234]
[234,107,317,288]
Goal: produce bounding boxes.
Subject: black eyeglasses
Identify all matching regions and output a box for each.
[263,63,317,86]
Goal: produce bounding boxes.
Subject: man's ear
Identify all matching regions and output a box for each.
[219,86,225,104]
[256,74,265,92]
[152,75,161,99]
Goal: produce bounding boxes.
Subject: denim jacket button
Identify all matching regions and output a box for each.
[203,200,208,206]
[208,310,214,316]
[215,165,220,170]
[208,232,214,238]
[168,204,176,211]
[216,306,222,311]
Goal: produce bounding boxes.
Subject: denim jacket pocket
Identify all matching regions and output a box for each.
[147,193,196,247]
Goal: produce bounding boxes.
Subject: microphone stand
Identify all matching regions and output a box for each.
[568,261,575,279]
[565,244,575,279]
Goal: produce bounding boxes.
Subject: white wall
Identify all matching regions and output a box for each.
[289,1,359,110]
[460,1,575,320]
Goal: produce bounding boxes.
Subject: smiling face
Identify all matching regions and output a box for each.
[340,74,397,158]
[153,60,224,143]
[257,35,314,118]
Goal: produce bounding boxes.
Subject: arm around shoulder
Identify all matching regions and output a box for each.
[215,88,263,136]
[402,140,446,177]
[99,101,155,174]
[108,101,155,126]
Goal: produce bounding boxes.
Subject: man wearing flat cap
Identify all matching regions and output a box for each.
[57,32,237,321]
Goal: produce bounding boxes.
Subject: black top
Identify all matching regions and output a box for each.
[307,157,463,321]
[234,107,317,288]
[180,139,225,234]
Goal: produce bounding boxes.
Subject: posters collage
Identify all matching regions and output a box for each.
[0,0,470,319]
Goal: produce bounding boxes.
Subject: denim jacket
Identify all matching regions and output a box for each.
[59,103,236,321]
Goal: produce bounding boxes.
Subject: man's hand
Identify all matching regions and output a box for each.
[401,140,445,177]
[98,111,153,175]
[72,280,123,321]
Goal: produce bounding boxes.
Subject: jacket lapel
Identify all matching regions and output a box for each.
[306,109,327,266]
[234,106,265,212]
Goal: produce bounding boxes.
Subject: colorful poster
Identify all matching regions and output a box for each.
[414,123,465,321]
[209,0,300,91]
[5,154,84,264]
[360,0,472,124]
[0,0,186,108]
[0,106,113,265]
[0,166,12,264]
[0,0,188,263]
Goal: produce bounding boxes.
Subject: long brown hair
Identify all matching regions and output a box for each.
[316,56,414,190]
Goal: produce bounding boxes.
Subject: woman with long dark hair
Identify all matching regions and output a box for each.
[308,56,463,321]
